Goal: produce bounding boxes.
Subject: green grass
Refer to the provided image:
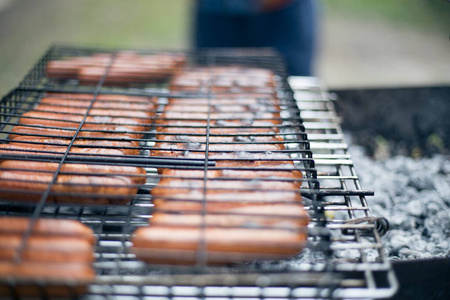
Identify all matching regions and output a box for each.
[322,0,450,34]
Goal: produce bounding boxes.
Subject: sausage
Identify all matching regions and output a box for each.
[150,141,285,158]
[158,168,221,179]
[156,111,281,125]
[151,147,299,168]
[77,53,185,84]
[0,160,144,204]
[0,170,137,204]
[155,133,285,143]
[45,92,156,104]
[152,189,302,207]
[0,235,94,263]
[0,261,95,280]
[46,60,81,79]
[156,120,280,134]
[0,160,147,185]
[0,217,94,243]
[152,177,299,195]
[40,95,156,112]
[0,143,130,157]
[19,111,147,133]
[167,95,279,106]
[170,66,276,93]
[46,55,110,80]
[9,125,142,140]
[161,103,279,113]
[10,136,140,156]
[132,225,307,265]
[151,204,308,228]
[47,53,185,85]
[0,217,95,296]
[34,104,152,122]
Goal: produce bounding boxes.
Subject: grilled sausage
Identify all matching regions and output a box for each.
[155,132,284,143]
[0,143,130,157]
[0,261,95,280]
[170,66,276,93]
[45,92,156,104]
[156,120,279,134]
[167,95,280,106]
[40,95,156,112]
[152,189,302,206]
[46,60,82,79]
[19,111,147,133]
[34,104,152,122]
[10,136,140,156]
[0,160,147,185]
[0,217,94,243]
[47,52,185,84]
[0,160,145,204]
[132,225,307,265]
[0,217,95,296]
[156,111,281,125]
[150,141,285,158]
[0,235,94,263]
[158,176,299,191]
[151,204,308,228]
[0,169,137,204]
[9,125,142,140]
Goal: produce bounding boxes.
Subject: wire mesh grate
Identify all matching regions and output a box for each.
[0,45,397,299]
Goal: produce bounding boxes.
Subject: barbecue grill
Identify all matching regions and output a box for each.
[0,45,397,299]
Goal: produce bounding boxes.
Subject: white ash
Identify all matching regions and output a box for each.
[348,144,450,260]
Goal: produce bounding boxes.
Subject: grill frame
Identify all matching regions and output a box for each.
[0,45,397,299]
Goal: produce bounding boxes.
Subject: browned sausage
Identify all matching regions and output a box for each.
[34,104,152,122]
[46,60,81,79]
[156,110,280,125]
[19,111,147,133]
[11,136,140,156]
[152,176,299,195]
[0,216,95,296]
[9,125,142,140]
[157,167,302,185]
[45,92,155,104]
[151,189,302,208]
[155,132,285,144]
[0,235,94,263]
[47,52,185,84]
[0,217,94,243]
[132,225,307,265]
[0,160,145,204]
[0,160,147,185]
[0,169,137,204]
[151,204,308,228]
[156,119,279,134]
[0,143,130,157]
[40,95,156,112]
[167,95,279,106]
[0,261,95,280]
[170,66,276,93]
[150,141,285,158]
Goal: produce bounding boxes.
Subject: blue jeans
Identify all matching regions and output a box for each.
[193,0,317,76]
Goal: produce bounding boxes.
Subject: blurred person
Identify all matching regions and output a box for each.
[193,0,317,76]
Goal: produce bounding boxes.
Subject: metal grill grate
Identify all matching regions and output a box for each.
[0,45,397,299]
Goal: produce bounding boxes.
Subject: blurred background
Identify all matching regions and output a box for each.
[0,0,449,96]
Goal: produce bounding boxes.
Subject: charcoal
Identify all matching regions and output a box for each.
[349,144,450,260]
[405,200,424,217]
